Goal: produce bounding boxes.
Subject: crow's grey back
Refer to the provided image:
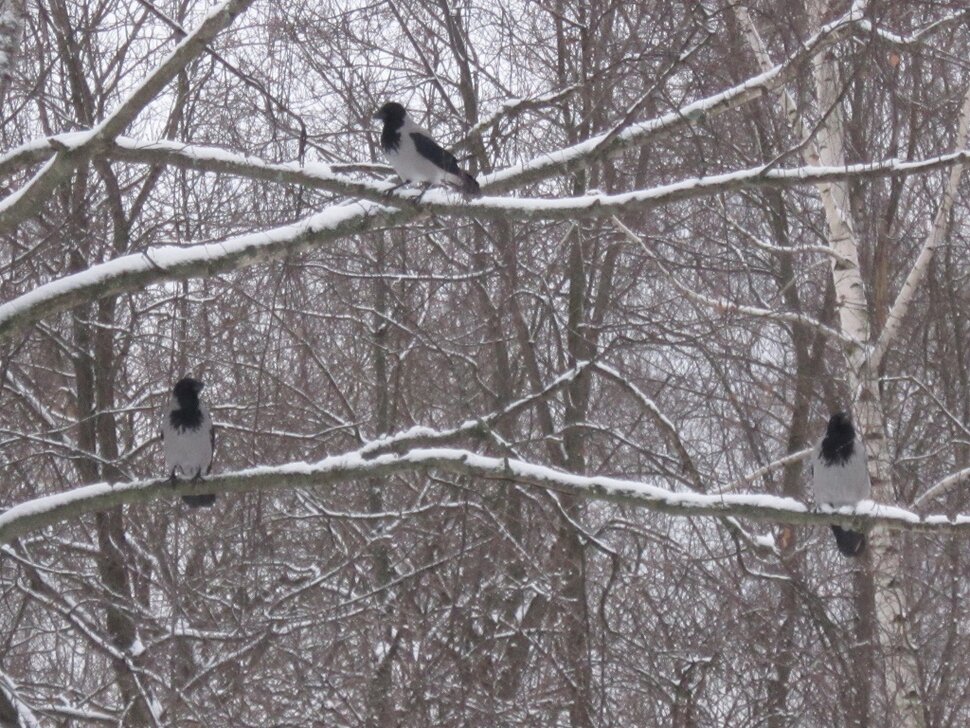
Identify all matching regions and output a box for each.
[163,401,213,479]
[811,435,871,506]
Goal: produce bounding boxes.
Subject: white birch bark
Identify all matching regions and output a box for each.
[872,83,970,369]
[0,0,24,105]
[738,1,925,723]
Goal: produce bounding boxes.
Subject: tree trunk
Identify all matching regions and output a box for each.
[0,0,25,105]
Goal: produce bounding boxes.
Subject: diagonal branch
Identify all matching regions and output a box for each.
[872,81,970,369]
[0,665,42,728]
[913,466,970,508]
[0,201,413,342]
[0,0,255,234]
[359,361,591,459]
[485,8,863,191]
[588,361,705,491]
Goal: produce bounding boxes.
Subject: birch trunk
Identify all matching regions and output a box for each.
[0,0,24,105]
[810,14,922,727]
[739,2,926,723]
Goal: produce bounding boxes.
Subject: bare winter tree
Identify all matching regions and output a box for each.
[1,0,969,726]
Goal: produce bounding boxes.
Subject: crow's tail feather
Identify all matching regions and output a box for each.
[461,171,481,196]
[831,525,866,557]
[446,170,480,197]
[182,494,217,508]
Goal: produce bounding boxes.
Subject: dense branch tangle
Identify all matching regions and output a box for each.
[0,10,866,341]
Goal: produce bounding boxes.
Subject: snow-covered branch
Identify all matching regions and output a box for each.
[10,123,964,228]
[0,202,412,342]
[360,362,591,459]
[4,445,970,546]
[0,0,256,234]
[486,8,862,190]
[914,466,970,508]
[107,137,393,201]
[717,448,815,494]
[0,666,42,728]
[104,139,970,215]
[872,81,970,369]
[4,145,967,345]
[855,11,970,48]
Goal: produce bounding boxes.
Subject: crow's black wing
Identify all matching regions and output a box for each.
[410,132,462,176]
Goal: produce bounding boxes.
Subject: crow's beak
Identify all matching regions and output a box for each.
[373,110,384,122]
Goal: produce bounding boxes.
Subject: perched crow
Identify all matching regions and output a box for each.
[162,377,216,508]
[811,411,870,556]
[374,101,481,196]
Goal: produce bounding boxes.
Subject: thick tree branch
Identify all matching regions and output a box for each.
[3,446,970,546]
[872,82,970,369]
[0,0,256,234]
[5,147,969,345]
[102,138,970,212]
[0,202,414,342]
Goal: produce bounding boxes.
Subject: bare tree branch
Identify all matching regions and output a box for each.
[0,0,256,234]
[3,445,970,546]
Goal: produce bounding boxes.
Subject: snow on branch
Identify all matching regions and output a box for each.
[0,667,42,728]
[1,157,961,346]
[108,138,970,215]
[3,445,970,546]
[485,8,863,191]
[0,202,413,342]
[0,0,256,234]
[872,82,970,370]
[12,128,966,224]
[359,361,591,459]
[4,146,969,345]
[914,466,970,508]
[108,137,393,200]
[855,11,970,48]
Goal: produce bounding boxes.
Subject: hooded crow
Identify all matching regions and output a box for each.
[162,377,216,508]
[811,411,870,556]
[374,101,481,196]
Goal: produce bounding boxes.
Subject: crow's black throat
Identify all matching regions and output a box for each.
[381,124,401,153]
[820,411,855,466]
[170,406,203,432]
